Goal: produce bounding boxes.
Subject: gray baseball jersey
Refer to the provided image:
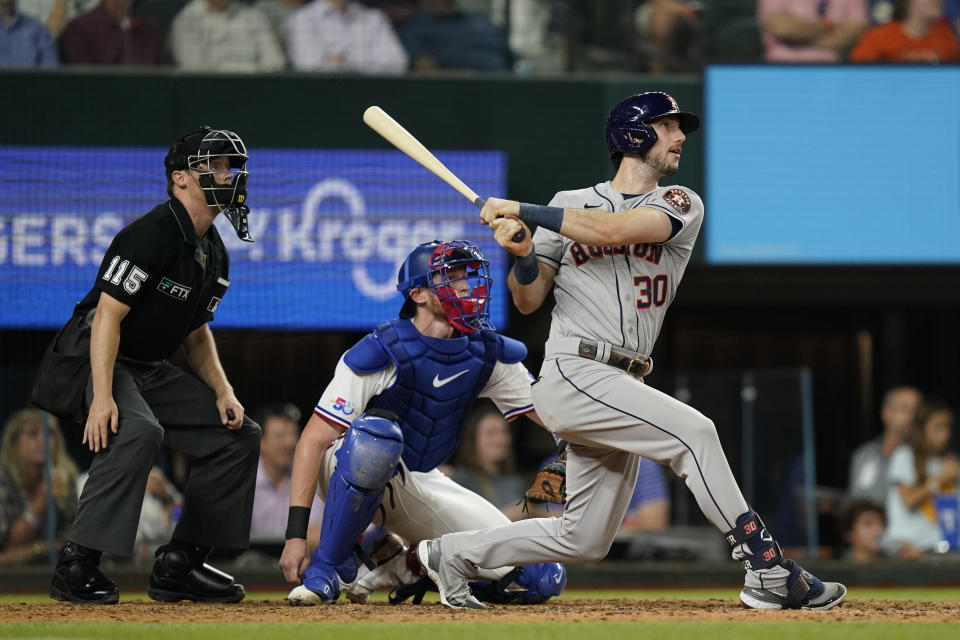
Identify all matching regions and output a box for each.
[436,180,770,589]
[536,181,703,358]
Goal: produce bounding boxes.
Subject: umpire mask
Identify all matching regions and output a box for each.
[165,127,253,242]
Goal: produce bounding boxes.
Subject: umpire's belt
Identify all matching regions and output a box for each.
[576,340,653,379]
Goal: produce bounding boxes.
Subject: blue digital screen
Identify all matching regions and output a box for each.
[0,147,507,329]
[705,66,960,264]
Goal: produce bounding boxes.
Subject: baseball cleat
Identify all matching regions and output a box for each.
[416,539,486,610]
[148,545,245,603]
[49,541,119,605]
[49,562,119,605]
[287,584,327,606]
[297,560,341,604]
[740,559,846,610]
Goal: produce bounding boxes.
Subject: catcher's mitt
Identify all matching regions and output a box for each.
[524,442,567,505]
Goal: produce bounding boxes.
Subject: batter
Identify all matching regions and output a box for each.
[418,92,847,612]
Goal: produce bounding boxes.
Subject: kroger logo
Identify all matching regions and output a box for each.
[217,178,467,301]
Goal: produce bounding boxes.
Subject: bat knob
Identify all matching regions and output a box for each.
[511,229,526,243]
[226,409,236,421]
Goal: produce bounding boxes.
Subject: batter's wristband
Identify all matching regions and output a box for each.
[285,506,311,540]
[513,249,540,285]
[517,203,564,233]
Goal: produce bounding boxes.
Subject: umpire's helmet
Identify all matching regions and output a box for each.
[165,126,253,241]
[605,92,700,164]
[397,240,494,334]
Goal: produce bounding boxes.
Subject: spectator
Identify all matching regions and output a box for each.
[287,0,407,73]
[255,0,304,40]
[58,0,166,65]
[452,403,529,521]
[883,397,958,554]
[0,409,78,564]
[18,0,97,37]
[250,403,323,550]
[841,499,886,562]
[491,0,554,70]
[170,0,285,72]
[620,458,670,532]
[849,385,921,506]
[399,0,511,71]
[634,0,702,73]
[758,0,868,62]
[0,0,58,66]
[850,0,959,61]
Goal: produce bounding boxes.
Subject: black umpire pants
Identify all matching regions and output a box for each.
[69,356,261,557]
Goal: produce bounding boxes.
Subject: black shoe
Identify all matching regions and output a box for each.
[148,543,245,603]
[49,541,119,605]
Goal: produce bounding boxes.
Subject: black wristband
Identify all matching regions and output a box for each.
[517,203,564,233]
[285,505,310,540]
[513,249,540,285]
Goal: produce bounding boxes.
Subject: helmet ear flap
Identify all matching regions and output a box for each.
[605,91,698,161]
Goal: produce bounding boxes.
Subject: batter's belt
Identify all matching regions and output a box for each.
[547,337,653,379]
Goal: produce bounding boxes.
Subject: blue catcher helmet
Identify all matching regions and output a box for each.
[605,91,700,164]
[396,240,494,334]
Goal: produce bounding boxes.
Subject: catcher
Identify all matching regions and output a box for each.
[323,443,568,605]
[279,240,566,606]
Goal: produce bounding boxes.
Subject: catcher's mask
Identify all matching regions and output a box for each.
[397,240,494,334]
[165,126,253,242]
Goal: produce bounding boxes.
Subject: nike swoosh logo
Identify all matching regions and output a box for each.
[433,370,470,387]
[583,202,603,208]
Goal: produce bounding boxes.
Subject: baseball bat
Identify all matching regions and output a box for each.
[362,106,525,242]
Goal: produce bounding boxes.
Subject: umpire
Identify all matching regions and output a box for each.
[30,127,262,604]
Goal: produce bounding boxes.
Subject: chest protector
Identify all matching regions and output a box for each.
[344,318,505,472]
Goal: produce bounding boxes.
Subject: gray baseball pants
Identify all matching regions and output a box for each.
[439,355,750,575]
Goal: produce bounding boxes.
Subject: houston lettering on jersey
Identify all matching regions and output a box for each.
[569,242,663,267]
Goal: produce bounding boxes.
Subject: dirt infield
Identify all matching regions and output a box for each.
[1,599,958,624]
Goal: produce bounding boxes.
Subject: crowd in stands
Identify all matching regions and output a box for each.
[845,387,959,560]
[0,409,77,564]
[2,0,957,71]
[1,385,957,567]
[759,0,959,63]
[249,403,323,551]
[0,0,516,70]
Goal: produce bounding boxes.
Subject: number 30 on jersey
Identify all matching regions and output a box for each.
[634,274,667,308]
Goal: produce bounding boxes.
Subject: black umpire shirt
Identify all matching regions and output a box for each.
[75,198,231,361]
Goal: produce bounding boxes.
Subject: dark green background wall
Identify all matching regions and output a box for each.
[0,69,702,206]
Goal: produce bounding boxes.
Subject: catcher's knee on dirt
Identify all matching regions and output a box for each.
[469,562,567,604]
[514,562,567,603]
[313,412,403,584]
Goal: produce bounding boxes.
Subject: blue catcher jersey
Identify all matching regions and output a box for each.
[341,319,520,471]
